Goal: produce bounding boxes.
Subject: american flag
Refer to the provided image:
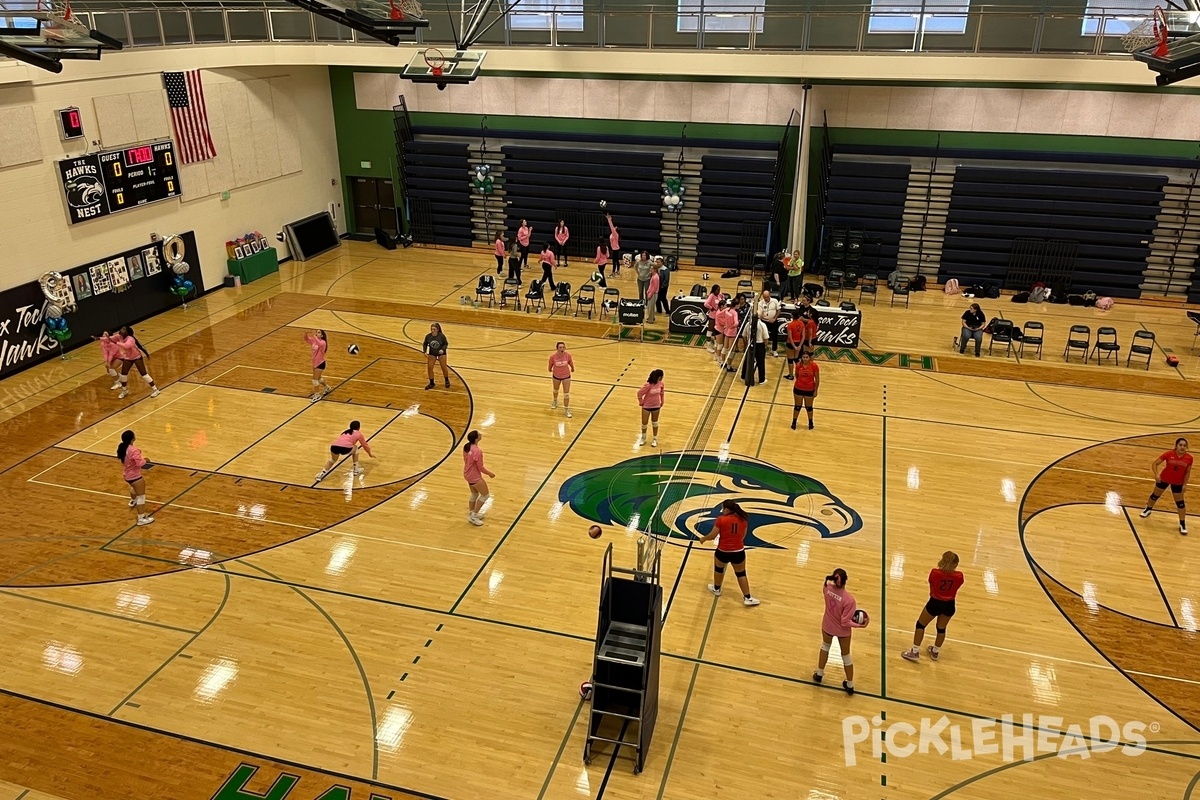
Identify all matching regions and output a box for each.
[163,70,216,164]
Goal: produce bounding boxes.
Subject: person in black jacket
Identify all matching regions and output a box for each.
[958,303,985,357]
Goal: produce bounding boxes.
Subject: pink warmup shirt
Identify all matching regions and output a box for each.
[549,351,574,380]
[595,246,609,267]
[517,225,531,247]
[717,307,739,338]
[306,334,327,368]
[555,226,569,246]
[646,272,660,300]
[822,580,863,638]
[463,445,488,484]
[607,217,620,251]
[122,445,146,481]
[637,381,665,410]
[332,429,373,456]
[494,238,505,257]
[541,249,557,268]
[99,337,118,362]
[704,293,723,320]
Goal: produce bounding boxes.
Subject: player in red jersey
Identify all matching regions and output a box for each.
[698,499,760,606]
[802,309,819,356]
[790,351,820,430]
[783,314,806,380]
[1140,437,1192,535]
[901,551,964,662]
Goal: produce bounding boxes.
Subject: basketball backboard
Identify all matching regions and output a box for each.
[281,0,428,45]
[1133,31,1200,85]
[402,48,485,88]
[0,1,121,72]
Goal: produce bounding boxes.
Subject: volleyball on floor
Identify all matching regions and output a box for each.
[853,609,869,626]
[579,681,593,700]
[587,525,602,539]
[347,343,359,355]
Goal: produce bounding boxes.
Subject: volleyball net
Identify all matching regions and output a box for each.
[636,316,753,575]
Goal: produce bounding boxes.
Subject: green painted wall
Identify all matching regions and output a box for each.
[330,67,404,235]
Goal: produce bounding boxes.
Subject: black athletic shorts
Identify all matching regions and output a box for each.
[715,549,746,565]
[1156,481,1186,493]
[330,445,353,456]
[793,388,814,399]
[316,361,326,371]
[924,597,956,618]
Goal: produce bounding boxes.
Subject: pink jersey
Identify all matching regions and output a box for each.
[494,238,505,257]
[704,293,723,320]
[463,445,487,484]
[541,249,557,268]
[637,381,665,410]
[607,217,620,250]
[717,307,739,337]
[122,445,146,481]
[555,226,569,246]
[306,334,327,368]
[549,351,574,379]
[595,246,609,267]
[646,271,660,300]
[109,334,141,361]
[822,580,863,638]
[517,225,531,247]
[100,337,118,362]
[332,429,372,456]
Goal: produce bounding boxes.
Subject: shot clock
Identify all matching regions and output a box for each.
[58,140,181,224]
[56,107,84,141]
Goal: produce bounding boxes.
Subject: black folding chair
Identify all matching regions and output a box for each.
[1126,329,1154,370]
[1019,321,1044,359]
[1091,326,1120,364]
[859,273,878,306]
[576,284,596,319]
[475,275,496,308]
[1063,324,1090,362]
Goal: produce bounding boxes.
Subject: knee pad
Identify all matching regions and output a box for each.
[142,373,155,385]
[470,491,480,504]
[312,379,320,387]
[1177,500,1186,509]
[794,405,802,412]
[842,655,853,667]
[563,393,570,401]
[734,570,746,578]
[915,620,927,630]
[136,495,146,506]
[820,642,830,653]
[107,368,119,377]
[714,564,726,574]
[477,493,490,505]
[936,627,947,635]
[119,375,128,384]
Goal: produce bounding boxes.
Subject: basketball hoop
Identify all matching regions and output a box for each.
[1152,5,1170,56]
[391,0,422,19]
[1122,5,1170,55]
[424,47,446,77]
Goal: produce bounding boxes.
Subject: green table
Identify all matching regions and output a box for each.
[227,246,278,284]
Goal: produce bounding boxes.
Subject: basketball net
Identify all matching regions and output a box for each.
[389,0,401,20]
[39,0,75,41]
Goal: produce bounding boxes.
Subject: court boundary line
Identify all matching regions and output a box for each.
[1123,506,1180,628]
[880,391,888,699]
[0,588,201,635]
[534,696,587,800]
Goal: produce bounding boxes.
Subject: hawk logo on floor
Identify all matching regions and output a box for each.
[559,452,862,549]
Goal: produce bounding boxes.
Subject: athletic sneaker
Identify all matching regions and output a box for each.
[927,646,940,661]
[118,389,128,399]
[310,393,322,402]
[110,382,121,390]
[842,681,855,696]
[651,437,658,447]
[707,584,721,597]
[425,381,435,390]
[353,465,365,475]
[551,400,558,409]
[901,649,920,662]
[315,470,327,481]
[1182,522,1189,535]
[636,435,645,446]
[812,672,824,684]
[150,389,160,398]
[444,378,450,388]
[128,498,136,508]
[808,420,814,430]
[565,409,573,418]
[323,386,333,396]
[791,421,797,430]
[468,513,484,527]
[1140,508,1152,518]
[136,516,154,526]
[743,596,761,607]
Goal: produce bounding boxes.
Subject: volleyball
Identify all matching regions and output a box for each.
[599,200,607,209]
[587,525,602,539]
[853,609,869,627]
[579,681,593,700]
[347,343,360,355]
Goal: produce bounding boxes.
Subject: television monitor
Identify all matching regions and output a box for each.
[283,211,340,261]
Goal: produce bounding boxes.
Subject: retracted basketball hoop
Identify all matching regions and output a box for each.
[424,47,446,77]
[1152,5,1170,57]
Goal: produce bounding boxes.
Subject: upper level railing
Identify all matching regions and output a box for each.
[50,1,1161,56]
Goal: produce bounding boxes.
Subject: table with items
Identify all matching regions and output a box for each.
[668,296,862,348]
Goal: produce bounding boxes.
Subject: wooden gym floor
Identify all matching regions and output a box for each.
[1,242,1199,800]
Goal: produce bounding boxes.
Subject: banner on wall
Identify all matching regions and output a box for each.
[0,231,203,381]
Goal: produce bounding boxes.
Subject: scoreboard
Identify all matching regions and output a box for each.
[58,140,182,225]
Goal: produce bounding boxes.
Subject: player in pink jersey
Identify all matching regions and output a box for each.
[315,420,376,482]
[102,326,160,400]
[493,231,506,274]
[554,219,569,268]
[463,430,496,526]
[548,341,575,418]
[304,329,331,401]
[117,430,154,526]
[92,330,123,390]
[606,213,621,273]
[636,369,665,447]
[813,568,868,695]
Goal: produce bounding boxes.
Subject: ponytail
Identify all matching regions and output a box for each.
[344,420,361,436]
[463,430,481,454]
[937,551,960,573]
[826,568,848,588]
[721,499,748,521]
[116,430,135,462]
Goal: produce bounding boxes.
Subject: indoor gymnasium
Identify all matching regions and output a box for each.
[1,2,1200,798]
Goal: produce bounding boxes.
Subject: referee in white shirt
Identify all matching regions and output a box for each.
[753,289,782,357]
[743,313,770,385]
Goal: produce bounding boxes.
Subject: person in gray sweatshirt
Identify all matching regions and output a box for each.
[635,251,654,316]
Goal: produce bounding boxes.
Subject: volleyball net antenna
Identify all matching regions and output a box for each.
[635,314,753,579]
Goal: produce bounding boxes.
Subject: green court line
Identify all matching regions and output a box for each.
[0,589,200,635]
[106,569,231,716]
[448,385,615,613]
[535,697,587,800]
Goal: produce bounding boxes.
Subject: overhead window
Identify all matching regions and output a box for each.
[508,0,584,31]
[867,0,970,34]
[677,0,765,34]
[1081,0,1161,36]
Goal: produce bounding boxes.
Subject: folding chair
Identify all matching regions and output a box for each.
[737,279,755,301]
[1127,329,1154,370]
[1063,324,1090,362]
[816,299,831,307]
[602,287,621,319]
[551,281,572,315]
[988,319,1015,357]
[890,283,910,308]
[1188,310,1200,352]
[475,275,496,308]
[576,284,596,319]
[1019,321,1044,359]
[823,269,845,301]
[524,280,545,313]
[859,273,878,306]
[500,278,521,311]
[1091,326,1120,364]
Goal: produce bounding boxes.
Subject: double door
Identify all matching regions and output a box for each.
[350,176,397,234]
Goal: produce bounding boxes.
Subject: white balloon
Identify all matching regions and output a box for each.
[662,195,672,206]
[669,195,680,205]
